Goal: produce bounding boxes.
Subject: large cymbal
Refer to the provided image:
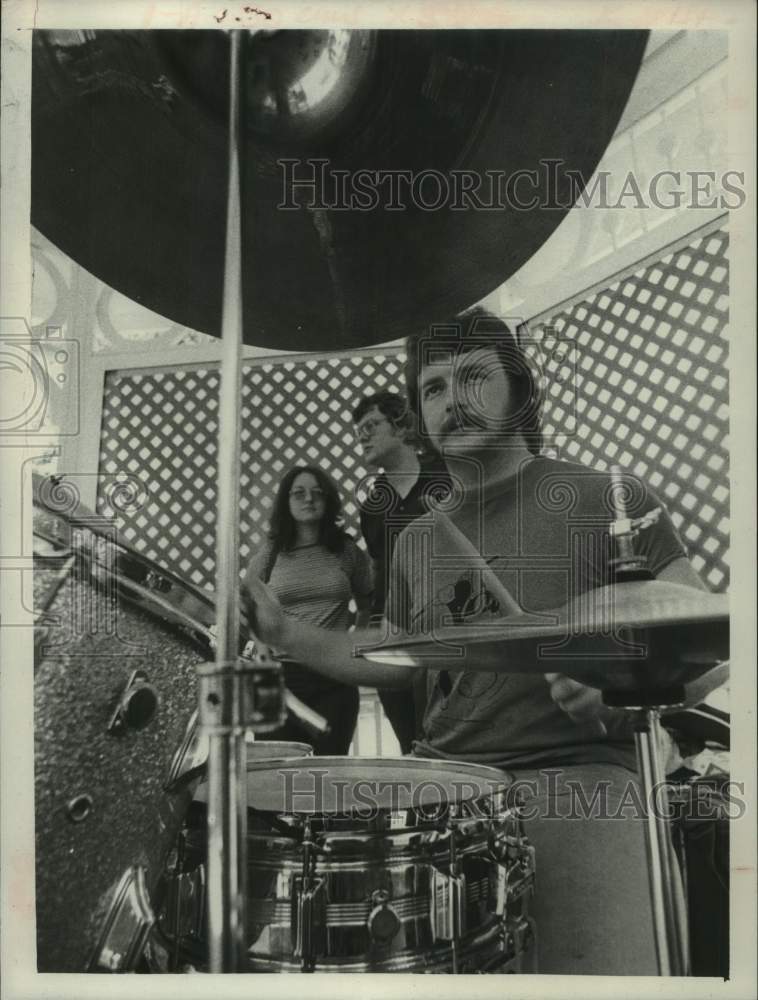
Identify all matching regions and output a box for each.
[32,29,647,350]
[360,580,729,693]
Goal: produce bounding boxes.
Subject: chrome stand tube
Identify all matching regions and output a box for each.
[634,708,690,976]
[204,29,248,974]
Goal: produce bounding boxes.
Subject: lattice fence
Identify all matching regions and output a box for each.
[97,226,729,594]
[530,226,729,591]
[97,354,407,589]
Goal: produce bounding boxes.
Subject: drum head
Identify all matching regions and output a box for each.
[246,756,510,814]
[194,740,314,805]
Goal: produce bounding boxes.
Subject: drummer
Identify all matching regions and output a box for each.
[244,306,727,975]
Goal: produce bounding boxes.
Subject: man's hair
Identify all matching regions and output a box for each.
[351,390,417,444]
[404,306,544,455]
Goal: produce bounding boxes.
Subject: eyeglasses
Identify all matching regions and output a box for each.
[289,487,325,502]
[355,416,388,441]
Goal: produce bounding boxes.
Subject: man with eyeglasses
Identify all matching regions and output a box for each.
[352,391,450,753]
[246,308,727,974]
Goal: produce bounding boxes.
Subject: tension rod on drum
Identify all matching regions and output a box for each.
[202,29,250,974]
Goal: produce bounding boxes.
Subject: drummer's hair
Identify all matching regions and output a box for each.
[404,307,544,455]
[268,464,349,554]
[351,390,418,445]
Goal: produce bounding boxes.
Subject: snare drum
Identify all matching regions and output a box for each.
[158,756,535,973]
[151,739,314,970]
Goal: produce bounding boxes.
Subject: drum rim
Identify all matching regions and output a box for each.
[256,754,510,783]
[33,473,217,613]
[244,754,512,814]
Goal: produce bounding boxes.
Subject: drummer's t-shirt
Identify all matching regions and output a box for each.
[386,456,688,771]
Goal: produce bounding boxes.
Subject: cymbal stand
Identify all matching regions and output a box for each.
[201,30,276,973]
[605,467,690,975]
[601,688,691,977]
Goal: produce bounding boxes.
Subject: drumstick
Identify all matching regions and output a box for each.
[544,671,608,737]
[426,507,522,616]
[284,690,330,737]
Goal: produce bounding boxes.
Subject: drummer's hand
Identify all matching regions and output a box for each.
[544,673,609,737]
[242,575,287,649]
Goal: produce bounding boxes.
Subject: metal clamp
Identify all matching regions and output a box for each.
[487,824,536,917]
[291,818,326,971]
[198,655,285,734]
[430,812,467,959]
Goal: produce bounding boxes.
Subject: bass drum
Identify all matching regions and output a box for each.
[32,474,219,972]
[158,757,536,973]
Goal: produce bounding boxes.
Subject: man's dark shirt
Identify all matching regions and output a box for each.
[359,455,451,620]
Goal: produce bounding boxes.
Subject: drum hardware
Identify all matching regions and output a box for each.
[668,775,729,978]
[431,806,466,972]
[87,865,154,973]
[292,817,327,972]
[583,699,689,977]
[144,569,173,593]
[198,657,286,738]
[366,890,402,947]
[107,668,160,734]
[65,794,94,824]
[165,831,192,972]
[166,709,209,791]
[599,467,691,977]
[486,820,536,919]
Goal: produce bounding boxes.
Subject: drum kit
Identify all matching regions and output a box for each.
[31,465,728,976]
[32,477,536,975]
[28,27,730,978]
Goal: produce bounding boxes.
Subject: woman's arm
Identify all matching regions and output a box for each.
[243,574,413,689]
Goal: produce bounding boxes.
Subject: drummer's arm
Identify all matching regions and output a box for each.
[283,617,413,689]
[243,574,412,689]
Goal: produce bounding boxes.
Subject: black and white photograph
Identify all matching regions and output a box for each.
[0,1,755,998]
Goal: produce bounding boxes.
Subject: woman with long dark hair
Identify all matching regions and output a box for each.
[244,464,373,754]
